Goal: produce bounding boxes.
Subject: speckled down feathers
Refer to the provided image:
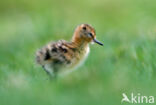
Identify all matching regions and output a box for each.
[36,40,84,73]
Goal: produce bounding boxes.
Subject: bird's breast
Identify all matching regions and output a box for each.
[69,45,90,69]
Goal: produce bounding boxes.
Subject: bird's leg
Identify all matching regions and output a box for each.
[42,65,50,75]
[42,65,56,80]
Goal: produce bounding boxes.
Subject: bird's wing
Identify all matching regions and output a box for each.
[36,40,74,66]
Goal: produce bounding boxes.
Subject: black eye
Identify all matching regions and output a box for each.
[88,33,93,37]
[88,33,93,36]
[82,26,86,30]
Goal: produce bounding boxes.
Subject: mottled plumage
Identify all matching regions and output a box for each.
[36,24,103,78]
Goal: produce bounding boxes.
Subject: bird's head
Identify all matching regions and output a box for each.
[72,24,103,46]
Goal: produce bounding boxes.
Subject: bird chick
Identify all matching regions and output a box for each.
[36,24,103,78]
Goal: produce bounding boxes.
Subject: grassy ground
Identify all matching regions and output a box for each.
[0,0,156,105]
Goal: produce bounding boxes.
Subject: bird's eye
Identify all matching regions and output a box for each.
[82,26,86,30]
[88,33,93,37]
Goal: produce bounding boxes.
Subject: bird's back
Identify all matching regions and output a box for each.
[36,40,87,73]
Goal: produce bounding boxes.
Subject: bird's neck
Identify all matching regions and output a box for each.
[71,33,89,50]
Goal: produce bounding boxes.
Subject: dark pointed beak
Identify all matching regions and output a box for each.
[93,38,103,46]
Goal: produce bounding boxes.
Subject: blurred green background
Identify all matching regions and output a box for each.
[0,0,156,105]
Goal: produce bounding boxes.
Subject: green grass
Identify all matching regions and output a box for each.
[0,0,156,105]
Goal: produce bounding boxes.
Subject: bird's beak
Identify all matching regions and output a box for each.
[93,38,103,46]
